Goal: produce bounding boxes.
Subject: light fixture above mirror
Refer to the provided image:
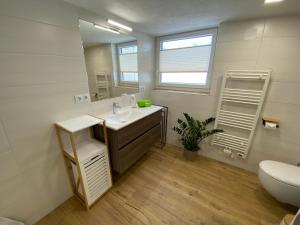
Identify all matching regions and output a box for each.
[264,0,284,4]
[107,19,133,32]
[94,24,120,34]
[80,19,133,35]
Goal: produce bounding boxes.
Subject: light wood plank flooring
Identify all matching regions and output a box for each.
[36,145,296,225]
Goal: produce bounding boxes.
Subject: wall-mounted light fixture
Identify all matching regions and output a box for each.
[93,24,120,34]
[264,0,284,4]
[107,19,133,32]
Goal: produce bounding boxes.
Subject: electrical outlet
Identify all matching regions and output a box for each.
[82,93,90,102]
[74,93,90,103]
[139,86,145,93]
[74,95,83,103]
[74,94,83,103]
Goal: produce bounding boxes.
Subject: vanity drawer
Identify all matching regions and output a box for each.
[116,110,161,148]
[118,123,161,174]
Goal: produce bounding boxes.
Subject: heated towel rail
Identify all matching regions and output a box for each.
[212,70,271,158]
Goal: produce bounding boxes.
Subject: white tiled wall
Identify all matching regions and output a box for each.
[152,15,300,172]
[0,1,89,223]
[0,0,154,224]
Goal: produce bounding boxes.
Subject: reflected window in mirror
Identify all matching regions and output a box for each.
[117,41,138,85]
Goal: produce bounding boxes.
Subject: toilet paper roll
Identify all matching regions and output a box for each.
[264,122,277,129]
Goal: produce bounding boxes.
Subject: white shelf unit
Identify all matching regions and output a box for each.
[55,115,112,209]
[212,70,271,158]
[95,73,110,100]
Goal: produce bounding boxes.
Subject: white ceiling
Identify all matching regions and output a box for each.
[67,0,300,36]
[79,19,136,47]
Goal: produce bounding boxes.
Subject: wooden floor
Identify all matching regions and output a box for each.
[36,145,296,225]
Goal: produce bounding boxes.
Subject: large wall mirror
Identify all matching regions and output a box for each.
[79,19,139,102]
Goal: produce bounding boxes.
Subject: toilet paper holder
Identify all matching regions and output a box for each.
[262,116,279,128]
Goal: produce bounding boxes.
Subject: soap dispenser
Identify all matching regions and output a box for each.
[130,94,137,108]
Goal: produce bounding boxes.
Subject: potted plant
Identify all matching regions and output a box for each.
[173,113,223,160]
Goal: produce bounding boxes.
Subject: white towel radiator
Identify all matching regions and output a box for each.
[212,70,271,158]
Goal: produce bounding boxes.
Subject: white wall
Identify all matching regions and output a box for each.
[152,15,300,172]
[0,0,154,224]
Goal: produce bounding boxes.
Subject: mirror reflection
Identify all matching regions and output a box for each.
[79,19,139,102]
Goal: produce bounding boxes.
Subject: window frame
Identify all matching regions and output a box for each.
[155,28,218,92]
[117,41,139,86]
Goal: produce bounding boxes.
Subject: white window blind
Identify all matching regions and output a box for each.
[118,42,138,83]
[119,53,137,72]
[157,29,217,89]
[160,45,212,72]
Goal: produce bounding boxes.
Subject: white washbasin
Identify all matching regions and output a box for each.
[107,108,141,124]
[97,105,163,130]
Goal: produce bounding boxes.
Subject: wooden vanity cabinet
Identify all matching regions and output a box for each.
[93,110,162,174]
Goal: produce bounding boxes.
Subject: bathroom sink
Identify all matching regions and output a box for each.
[106,112,129,124]
[106,108,141,124]
[97,105,163,130]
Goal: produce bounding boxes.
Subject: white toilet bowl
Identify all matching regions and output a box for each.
[258,160,300,207]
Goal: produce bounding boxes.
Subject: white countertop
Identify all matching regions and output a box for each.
[56,115,103,133]
[95,105,163,130]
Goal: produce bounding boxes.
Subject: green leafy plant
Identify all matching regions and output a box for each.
[173,113,223,152]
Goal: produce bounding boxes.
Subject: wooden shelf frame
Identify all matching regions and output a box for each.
[55,115,110,210]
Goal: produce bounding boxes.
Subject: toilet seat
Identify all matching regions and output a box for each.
[259,160,300,188]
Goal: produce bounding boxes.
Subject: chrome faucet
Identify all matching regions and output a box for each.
[112,102,121,114]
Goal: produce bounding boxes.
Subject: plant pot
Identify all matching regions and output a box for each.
[184,149,198,161]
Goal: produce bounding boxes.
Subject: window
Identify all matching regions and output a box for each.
[118,42,138,84]
[156,29,217,90]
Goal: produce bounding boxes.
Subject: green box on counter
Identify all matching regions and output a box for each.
[137,99,152,108]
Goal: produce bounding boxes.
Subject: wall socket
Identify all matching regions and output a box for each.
[139,86,145,93]
[74,93,90,103]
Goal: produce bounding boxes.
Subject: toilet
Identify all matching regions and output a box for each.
[258,160,300,207]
